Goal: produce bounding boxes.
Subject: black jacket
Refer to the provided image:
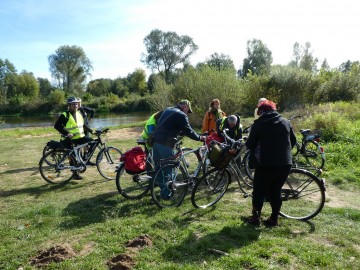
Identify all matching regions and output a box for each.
[245,111,297,167]
[153,106,201,148]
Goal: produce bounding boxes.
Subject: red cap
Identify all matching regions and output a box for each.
[257,100,277,115]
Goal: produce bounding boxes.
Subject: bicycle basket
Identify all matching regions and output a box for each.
[208,141,233,169]
[46,139,71,150]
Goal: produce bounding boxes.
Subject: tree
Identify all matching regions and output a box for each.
[48,45,93,94]
[127,69,147,96]
[241,39,273,77]
[0,59,17,103]
[18,71,39,99]
[141,29,198,83]
[289,42,318,72]
[86,78,112,97]
[198,52,236,72]
[38,77,55,97]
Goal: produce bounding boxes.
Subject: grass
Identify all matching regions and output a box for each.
[1,102,360,269]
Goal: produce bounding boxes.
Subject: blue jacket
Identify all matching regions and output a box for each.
[153,106,201,148]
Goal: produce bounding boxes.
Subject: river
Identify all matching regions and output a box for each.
[0,112,150,129]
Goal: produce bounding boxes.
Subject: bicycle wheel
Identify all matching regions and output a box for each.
[115,163,151,199]
[280,168,326,221]
[96,146,122,180]
[39,149,74,184]
[151,162,188,208]
[243,151,255,184]
[182,147,204,177]
[191,168,230,208]
[303,140,325,169]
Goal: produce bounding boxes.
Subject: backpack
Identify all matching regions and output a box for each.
[120,147,146,174]
[208,141,234,169]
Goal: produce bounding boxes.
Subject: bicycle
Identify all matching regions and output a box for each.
[150,138,209,209]
[116,138,206,201]
[192,131,326,221]
[191,129,251,209]
[243,116,325,182]
[39,128,122,184]
[115,139,155,199]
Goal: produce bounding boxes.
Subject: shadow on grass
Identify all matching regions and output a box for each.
[59,192,159,229]
[0,177,113,198]
[162,224,260,263]
[0,166,39,175]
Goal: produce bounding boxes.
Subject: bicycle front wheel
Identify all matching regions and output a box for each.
[280,168,326,221]
[303,140,325,169]
[151,162,188,208]
[96,146,122,180]
[115,163,151,199]
[191,168,230,208]
[243,151,255,184]
[39,149,74,184]
[182,147,205,177]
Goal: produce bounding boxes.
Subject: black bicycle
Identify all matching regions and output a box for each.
[39,128,122,184]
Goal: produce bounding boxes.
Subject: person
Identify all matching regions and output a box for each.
[202,99,226,134]
[77,98,95,138]
[216,114,243,167]
[54,97,94,180]
[254,97,267,119]
[152,99,206,198]
[245,100,297,226]
[216,114,242,142]
[141,110,163,150]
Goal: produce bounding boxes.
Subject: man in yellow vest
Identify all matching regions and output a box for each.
[141,110,163,150]
[54,97,94,180]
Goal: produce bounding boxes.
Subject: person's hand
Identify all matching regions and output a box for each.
[67,133,73,138]
[200,135,206,142]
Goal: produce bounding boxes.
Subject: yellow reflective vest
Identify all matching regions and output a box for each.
[63,111,85,140]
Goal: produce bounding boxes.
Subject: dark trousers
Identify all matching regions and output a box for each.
[252,165,292,216]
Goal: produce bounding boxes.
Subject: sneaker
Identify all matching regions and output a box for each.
[73,174,83,180]
[263,218,278,227]
[246,215,261,226]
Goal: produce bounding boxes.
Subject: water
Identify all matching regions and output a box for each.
[0,112,150,129]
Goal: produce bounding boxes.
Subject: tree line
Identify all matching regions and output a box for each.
[0,29,359,120]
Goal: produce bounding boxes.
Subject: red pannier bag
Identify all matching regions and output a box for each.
[205,132,224,147]
[120,146,146,174]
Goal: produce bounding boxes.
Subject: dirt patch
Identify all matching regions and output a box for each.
[106,234,152,270]
[125,234,153,251]
[107,127,143,141]
[30,245,77,268]
[325,184,360,210]
[106,254,136,270]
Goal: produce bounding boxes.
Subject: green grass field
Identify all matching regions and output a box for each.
[1,103,360,269]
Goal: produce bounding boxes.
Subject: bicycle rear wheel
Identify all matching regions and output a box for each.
[280,168,326,221]
[151,162,188,208]
[39,149,74,184]
[191,168,230,208]
[96,146,122,179]
[115,163,151,199]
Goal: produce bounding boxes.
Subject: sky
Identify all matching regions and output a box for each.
[1,0,360,82]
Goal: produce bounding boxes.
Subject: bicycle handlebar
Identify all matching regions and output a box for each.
[222,129,244,150]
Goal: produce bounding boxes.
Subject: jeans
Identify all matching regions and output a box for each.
[152,142,174,198]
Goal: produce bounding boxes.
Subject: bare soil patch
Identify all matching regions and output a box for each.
[30,245,77,268]
[106,234,153,270]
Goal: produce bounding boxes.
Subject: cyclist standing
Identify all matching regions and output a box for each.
[152,99,206,199]
[54,97,94,180]
[245,100,297,226]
